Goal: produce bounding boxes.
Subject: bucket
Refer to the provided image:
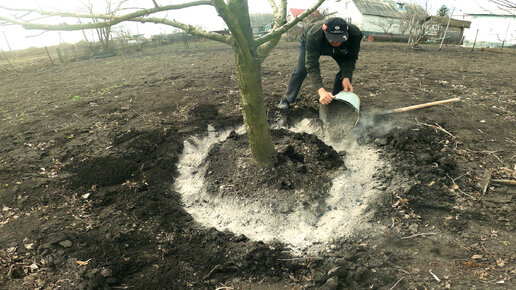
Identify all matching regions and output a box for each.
[319,92,360,140]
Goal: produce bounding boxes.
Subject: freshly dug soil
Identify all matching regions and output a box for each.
[204,129,344,205]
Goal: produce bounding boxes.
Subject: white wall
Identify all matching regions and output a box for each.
[326,0,364,28]
[463,15,516,47]
[361,15,403,34]
[326,1,406,35]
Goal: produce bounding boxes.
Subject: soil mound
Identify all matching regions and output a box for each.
[203,128,344,205]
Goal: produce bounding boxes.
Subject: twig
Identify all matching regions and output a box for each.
[452,239,472,252]
[390,277,405,290]
[215,285,234,290]
[278,257,321,261]
[429,269,441,282]
[415,118,457,139]
[445,173,465,183]
[445,173,477,200]
[401,232,437,239]
[506,137,516,145]
[490,153,506,166]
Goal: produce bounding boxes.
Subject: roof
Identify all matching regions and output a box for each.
[351,0,426,18]
[289,8,321,18]
[430,16,471,28]
[289,8,306,18]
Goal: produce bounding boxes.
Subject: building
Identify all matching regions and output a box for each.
[429,16,471,44]
[460,8,516,48]
[324,0,426,36]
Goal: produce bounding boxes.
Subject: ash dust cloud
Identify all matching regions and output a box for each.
[174,114,405,255]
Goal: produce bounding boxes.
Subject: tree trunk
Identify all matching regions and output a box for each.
[234,48,276,168]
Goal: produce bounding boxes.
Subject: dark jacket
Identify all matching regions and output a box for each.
[301,20,363,89]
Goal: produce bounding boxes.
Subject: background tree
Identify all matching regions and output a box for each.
[372,17,400,36]
[398,2,434,48]
[437,5,449,17]
[84,0,130,52]
[0,0,325,168]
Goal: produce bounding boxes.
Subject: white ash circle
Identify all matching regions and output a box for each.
[174,120,386,255]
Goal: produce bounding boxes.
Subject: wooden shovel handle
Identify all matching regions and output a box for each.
[492,179,516,186]
[391,97,461,113]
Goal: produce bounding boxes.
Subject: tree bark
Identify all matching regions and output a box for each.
[234,48,276,167]
[223,0,276,167]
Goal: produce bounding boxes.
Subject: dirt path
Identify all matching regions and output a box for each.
[0,41,514,289]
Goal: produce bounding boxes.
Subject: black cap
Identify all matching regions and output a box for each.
[322,17,349,42]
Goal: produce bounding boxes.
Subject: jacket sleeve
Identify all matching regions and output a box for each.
[340,31,363,79]
[305,39,325,89]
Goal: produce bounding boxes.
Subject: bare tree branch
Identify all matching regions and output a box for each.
[256,0,325,46]
[267,0,278,16]
[489,0,516,9]
[211,0,250,49]
[0,1,213,30]
[131,16,232,44]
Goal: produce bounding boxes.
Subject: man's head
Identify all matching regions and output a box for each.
[322,17,349,47]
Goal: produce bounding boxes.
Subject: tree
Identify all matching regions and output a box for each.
[83,0,130,52]
[398,2,434,48]
[372,17,400,35]
[0,0,325,168]
[437,5,449,17]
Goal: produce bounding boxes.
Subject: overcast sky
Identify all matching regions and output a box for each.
[0,0,501,51]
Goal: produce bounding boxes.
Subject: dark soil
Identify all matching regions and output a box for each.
[0,41,514,289]
[204,129,343,204]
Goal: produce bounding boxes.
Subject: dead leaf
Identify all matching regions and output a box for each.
[496,259,506,267]
[77,260,89,266]
[463,261,481,268]
[396,198,409,206]
[452,184,459,190]
[471,254,483,260]
[427,181,436,186]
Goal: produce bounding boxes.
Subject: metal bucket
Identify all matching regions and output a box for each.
[319,92,360,141]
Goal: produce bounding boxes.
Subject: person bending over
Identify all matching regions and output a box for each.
[278,17,363,109]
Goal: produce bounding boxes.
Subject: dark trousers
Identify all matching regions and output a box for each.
[284,40,352,104]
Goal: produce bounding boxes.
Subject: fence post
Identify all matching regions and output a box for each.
[45,46,54,64]
[500,23,510,52]
[1,48,15,72]
[471,29,479,52]
[2,32,15,59]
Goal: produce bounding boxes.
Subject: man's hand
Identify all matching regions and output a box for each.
[342,78,353,92]
[318,88,335,105]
